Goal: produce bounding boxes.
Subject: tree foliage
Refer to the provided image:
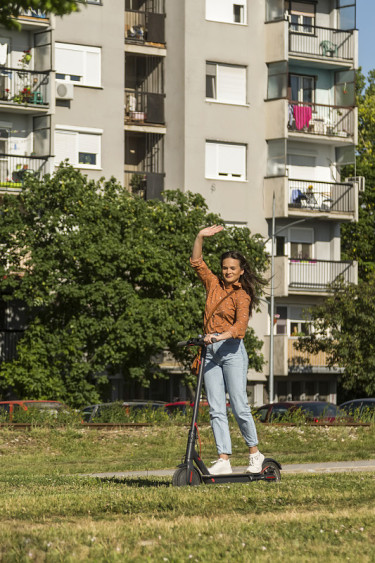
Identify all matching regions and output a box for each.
[341,69,375,279]
[296,274,375,397]
[0,165,268,406]
[0,1,81,30]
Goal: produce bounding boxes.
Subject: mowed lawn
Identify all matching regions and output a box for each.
[0,424,374,562]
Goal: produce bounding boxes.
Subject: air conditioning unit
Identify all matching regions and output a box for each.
[345,176,365,192]
[55,81,74,100]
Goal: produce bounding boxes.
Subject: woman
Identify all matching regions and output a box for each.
[191,225,264,475]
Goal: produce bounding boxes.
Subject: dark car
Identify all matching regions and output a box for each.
[164,400,231,416]
[253,401,340,423]
[0,400,66,422]
[339,398,375,421]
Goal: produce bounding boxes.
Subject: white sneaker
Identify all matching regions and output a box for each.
[208,458,232,475]
[246,451,265,474]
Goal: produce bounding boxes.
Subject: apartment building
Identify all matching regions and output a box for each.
[0,0,360,405]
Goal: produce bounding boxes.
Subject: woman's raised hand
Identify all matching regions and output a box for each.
[199,225,224,238]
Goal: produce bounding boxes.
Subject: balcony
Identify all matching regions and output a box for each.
[288,101,355,140]
[125,89,165,126]
[0,68,50,113]
[125,2,165,46]
[263,335,342,375]
[124,170,164,200]
[289,24,355,65]
[17,9,49,29]
[0,155,50,194]
[264,177,358,221]
[273,257,358,297]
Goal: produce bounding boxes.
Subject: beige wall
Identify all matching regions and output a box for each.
[53,1,125,184]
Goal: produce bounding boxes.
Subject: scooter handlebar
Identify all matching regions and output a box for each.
[177,336,217,347]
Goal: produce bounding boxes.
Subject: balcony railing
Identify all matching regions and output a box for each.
[0,155,49,193]
[0,68,49,107]
[289,179,356,214]
[288,338,330,370]
[124,170,164,200]
[125,89,165,125]
[289,259,356,290]
[289,24,354,61]
[125,9,165,45]
[288,101,354,139]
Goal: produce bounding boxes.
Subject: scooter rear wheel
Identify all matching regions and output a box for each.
[261,460,281,482]
[172,466,201,487]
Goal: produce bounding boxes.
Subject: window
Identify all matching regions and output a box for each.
[266,0,284,22]
[267,62,288,100]
[206,62,246,105]
[337,0,356,31]
[55,43,101,87]
[205,141,246,181]
[54,127,102,169]
[289,74,314,103]
[289,1,315,33]
[206,0,247,25]
[266,139,286,177]
[290,227,313,260]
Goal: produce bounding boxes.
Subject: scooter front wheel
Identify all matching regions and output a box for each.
[172,466,201,487]
[261,460,281,482]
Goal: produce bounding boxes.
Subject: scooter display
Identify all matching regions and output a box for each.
[172,337,282,486]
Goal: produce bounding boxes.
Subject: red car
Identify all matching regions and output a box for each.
[254,401,340,423]
[0,400,66,422]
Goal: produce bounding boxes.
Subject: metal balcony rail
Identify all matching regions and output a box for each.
[125,8,165,44]
[289,259,356,290]
[125,89,165,124]
[0,154,49,192]
[288,338,329,369]
[0,68,49,106]
[124,170,164,200]
[289,23,354,61]
[288,101,354,138]
[289,179,355,214]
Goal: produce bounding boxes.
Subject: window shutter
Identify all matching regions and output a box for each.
[218,143,246,179]
[206,0,234,23]
[218,65,246,104]
[55,44,84,77]
[54,130,77,166]
[205,142,217,179]
[85,49,101,87]
[79,133,101,166]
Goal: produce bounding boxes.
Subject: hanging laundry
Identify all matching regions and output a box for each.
[0,43,7,66]
[293,105,312,130]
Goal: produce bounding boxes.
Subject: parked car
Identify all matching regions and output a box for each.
[339,398,375,421]
[164,400,231,416]
[253,401,341,423]
[0,400,67,422]
[82,401,166,423]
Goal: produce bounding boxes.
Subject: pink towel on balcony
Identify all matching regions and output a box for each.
[293,105,312,130]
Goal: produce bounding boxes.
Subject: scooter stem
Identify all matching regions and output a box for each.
[185,344,207,466]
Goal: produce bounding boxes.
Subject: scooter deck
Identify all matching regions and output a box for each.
[201,472,278,484]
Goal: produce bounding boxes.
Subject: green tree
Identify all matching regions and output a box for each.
[0,1,81,30]
[295,275,375,397]
[341,69,375,279]
[0,165,268,406]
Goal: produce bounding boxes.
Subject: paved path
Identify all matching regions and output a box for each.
[85,459,375,479]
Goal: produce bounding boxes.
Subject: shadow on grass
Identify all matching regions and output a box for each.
[97,477,172,488]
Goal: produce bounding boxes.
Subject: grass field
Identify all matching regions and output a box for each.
[0,424,374,562]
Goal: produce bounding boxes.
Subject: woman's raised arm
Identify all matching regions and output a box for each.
[191,225,224,260]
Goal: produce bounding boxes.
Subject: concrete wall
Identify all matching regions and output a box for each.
[53,1,124,184]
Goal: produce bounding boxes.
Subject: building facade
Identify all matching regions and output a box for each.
[0,0,360,404]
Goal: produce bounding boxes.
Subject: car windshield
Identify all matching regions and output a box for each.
[300,403,336,416]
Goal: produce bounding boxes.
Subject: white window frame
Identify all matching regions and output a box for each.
[206,0,247,25]
[54,125,102,170]
[206,62,247,105]
[55,43,101,87]
[205,141,247,182]
[289,1,315,34]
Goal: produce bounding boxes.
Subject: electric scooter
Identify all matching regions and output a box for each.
[172,336,282,486]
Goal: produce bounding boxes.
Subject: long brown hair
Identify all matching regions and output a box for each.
[220,251,265,317]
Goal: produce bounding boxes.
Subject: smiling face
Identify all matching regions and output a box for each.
[221,257,244,287]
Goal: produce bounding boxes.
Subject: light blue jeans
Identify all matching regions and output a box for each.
[204,338,258,455]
